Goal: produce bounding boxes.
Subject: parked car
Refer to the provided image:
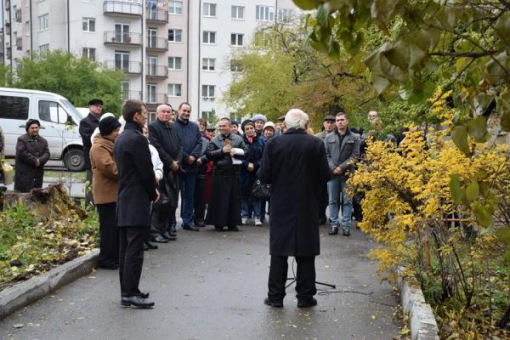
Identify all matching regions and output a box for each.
[0,87,85,171]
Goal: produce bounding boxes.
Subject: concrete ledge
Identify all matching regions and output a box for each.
[0,249,99,320]
[397,268,440,340]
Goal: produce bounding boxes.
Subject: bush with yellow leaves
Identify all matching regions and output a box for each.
[350,89,510,337]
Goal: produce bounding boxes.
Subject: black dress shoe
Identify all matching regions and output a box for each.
[170,226,177,233]
[121,296,155,308]
[228,226,239,232]
[328,227,338,235]
[161,231,177,241]
[182,224,199,231]
[297,297,317,308]
[342,229,351,237]
[264,297,283,308]
[139,291,150,299]
[152,235,169,243]
[168,229,177,237]
[144,241,158,250]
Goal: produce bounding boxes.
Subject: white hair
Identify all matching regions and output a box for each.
[284,109,309,130]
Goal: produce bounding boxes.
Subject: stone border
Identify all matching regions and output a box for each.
[0,249,99,320]
[397,268,440,340]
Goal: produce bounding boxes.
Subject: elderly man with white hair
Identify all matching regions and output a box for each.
[260,108,331,308]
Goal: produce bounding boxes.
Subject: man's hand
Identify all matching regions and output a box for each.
[197,158,203,166]
[170,160,179,172]
[333,167,342,175]
[35,159,41,167]
[247,163,254,172]
[154,189,160,203]
[187,155,196,165]
[222,144,232,154]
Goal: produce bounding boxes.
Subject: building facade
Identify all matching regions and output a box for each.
[2,0,302,120]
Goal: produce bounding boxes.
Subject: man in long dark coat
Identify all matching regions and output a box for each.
[14,119,50,193]
[205,117,247,231]
[114,99,159,308]
[260,109,331,308]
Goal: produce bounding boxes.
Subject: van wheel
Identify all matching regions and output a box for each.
[63,149,85,172]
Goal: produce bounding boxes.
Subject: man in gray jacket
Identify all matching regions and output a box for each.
[324,112,360,237]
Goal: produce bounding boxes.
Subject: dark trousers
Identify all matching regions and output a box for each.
[193,175,206,225]
[268,255,316,302]
[179,172,197,226]
[96,202,119,266]
[119,226,147,297]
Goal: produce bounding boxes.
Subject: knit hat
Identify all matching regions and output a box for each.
[251,113,267,123]
[263,122,276,131]
[25,119,40,132]
[241,119,255,132]
[99,116,121,136]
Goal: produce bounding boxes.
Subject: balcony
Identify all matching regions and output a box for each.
[121,90,142,101]
[146,65,168,79]
[103,1,142,17]
[146,93,169,108]
[146,7,168,24]
[146,37,168,52]
[104,60,142,75]
[104,31,142,46]
[5,0,10,10]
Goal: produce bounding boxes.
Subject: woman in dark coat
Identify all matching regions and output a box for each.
[240,120,265,226]
[14,119,50,193]
[205,117,247,231]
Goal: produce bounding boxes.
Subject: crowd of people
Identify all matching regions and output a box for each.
[2,97,398,309]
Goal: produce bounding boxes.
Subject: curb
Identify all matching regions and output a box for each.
[0,249,99,320]
[397,268,440,340]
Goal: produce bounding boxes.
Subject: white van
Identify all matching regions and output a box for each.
[0,87,85,171]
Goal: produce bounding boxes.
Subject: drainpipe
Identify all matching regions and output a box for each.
[196,0,201,118]
[67,0,70,52]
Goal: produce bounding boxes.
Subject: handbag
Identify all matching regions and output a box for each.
[251,180,271,200]
[1,162,13,185]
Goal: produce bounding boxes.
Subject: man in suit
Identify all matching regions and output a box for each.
[114,99,159,308]
[324,112,360,237]
[79,98,103,206]
[260,109,331,308]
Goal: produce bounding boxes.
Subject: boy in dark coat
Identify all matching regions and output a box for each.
[114,99,159,308]
[260,109,331,308]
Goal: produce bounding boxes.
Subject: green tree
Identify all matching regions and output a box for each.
[12,50,125,114]
[294,0,510,149]
[223,22,374,130]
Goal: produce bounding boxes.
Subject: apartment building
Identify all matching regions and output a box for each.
[2,0,302,120]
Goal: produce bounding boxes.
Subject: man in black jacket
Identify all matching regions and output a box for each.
[114,99,159,308]
[260,109,331,308]
[148,104,182,243]
[79,98,103,206]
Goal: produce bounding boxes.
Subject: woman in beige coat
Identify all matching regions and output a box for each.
[90,116,121,269]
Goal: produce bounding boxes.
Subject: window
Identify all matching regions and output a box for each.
[121,81,130,100]
[82,17,95,32]
[202,85,215,99]
[203,3,216,17]
[231,33,243,46]
[230,59,243,72]
[115,24,130,43]
[25,21,30,36]
[202,31,216,44]
[202,58,215,71]
[147,83,157,104]
[231,6,244,20]
[168,83,182,97]
[277,8,294,22]
[256,5,274,22]
[147,56,158,76]
[39,101,69,124]
[0,96,29,120]
[168,56,182,70]
[168,1,183,14]
[38,13,49,31]
[168,29,182,42]
[39,44,49,54]
[115,51,130,72]
[147,28,157,48]
[82,48,96,61]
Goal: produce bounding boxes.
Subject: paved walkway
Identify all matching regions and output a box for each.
[0,223,399,340]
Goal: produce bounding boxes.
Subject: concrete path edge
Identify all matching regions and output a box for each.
[0,249,99,320]
[397,267,440,340]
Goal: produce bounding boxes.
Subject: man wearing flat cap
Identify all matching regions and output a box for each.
[14,119,50,193]
[315,115,336,140]
[80,98,104,206]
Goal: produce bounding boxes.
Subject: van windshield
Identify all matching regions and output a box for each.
[61,99,85,124]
